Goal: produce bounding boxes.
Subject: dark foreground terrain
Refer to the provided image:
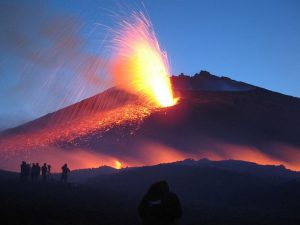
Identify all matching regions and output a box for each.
[1,159,300,225]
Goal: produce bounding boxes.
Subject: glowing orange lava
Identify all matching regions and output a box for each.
[111,11,177,107]
[114,160,122,169]
[0,102,152,152]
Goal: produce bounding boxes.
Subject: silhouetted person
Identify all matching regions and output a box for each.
[61,163,70,183]
[42,163,47,181]
[47,164,51,180]
[36,163,41,180]
[20,161,26,181]
[24,162,30,181]
[31,163,36,181]
[139,181,182,225]
[47,164,51,175]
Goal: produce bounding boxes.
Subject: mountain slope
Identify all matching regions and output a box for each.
[1,71,300,171]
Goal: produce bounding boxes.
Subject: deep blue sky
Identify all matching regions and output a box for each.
[0,0,299,130]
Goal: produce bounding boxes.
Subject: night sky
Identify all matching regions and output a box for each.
[0,0,299,130]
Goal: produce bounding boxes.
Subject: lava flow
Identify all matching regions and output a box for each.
[110,11,177,107]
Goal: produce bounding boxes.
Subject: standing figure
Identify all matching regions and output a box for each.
[20,161,26,181]
[61,163,70,183]
[138,181,182,225]
[31,163,36,181]
[47,164,52,180]
[47,164,51,175]
[41,163,48,181]
[36,163,41,180]
[24,162,31,181]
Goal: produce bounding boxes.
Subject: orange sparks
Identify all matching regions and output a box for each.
[111,11,177,107]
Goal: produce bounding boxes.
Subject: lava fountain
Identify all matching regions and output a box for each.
[110,11,177,107]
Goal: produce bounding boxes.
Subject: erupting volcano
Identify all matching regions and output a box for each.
[2,2,300,225]
[0,11,179,171]
[0,11,300,173]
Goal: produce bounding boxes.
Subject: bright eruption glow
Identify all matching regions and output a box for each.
[111,11,177,107]
[115,160,122,169]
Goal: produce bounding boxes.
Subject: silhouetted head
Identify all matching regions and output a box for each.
[22,161,26,165]
[148,180,170,196]
[43,163,46,166]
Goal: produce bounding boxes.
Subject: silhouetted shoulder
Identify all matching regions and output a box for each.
[164,192,182,219]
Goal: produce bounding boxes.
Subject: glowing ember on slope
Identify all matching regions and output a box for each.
[110,11,177,107]
[114,160,122,169]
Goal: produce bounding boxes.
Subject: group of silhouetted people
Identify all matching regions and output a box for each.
[20,161,51,181]
[20,161,70,183]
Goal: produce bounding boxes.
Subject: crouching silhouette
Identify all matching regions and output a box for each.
[138,181,182,225]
